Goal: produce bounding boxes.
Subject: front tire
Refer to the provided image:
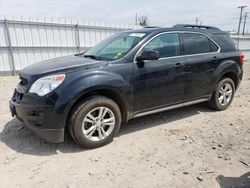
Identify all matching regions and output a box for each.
[69,96,122,149]
[208,78,235,111]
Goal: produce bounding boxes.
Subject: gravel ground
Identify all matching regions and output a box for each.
[0,64,249,188]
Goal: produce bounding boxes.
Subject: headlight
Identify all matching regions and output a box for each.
[29,74,65,96]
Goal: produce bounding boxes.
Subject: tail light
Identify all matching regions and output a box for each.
[239,52,245,65]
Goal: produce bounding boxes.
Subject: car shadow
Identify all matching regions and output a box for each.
[0,118,84,156]
[216,172,250,188]
[119,103,213,136]
[0,103,213,156]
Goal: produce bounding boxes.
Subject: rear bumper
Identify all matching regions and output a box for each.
[235,66,243,90]
[9,94,65,143]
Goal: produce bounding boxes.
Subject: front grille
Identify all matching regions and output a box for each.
[12,76,29,103]
[20,76,29,85]
[12,89,24,103]
[17,82,28,94]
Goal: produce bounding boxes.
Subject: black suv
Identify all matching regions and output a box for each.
[9,24,244,148]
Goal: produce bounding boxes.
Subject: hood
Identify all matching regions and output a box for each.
[20,55,108,81]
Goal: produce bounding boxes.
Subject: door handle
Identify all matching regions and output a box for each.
[174,63,184,68]
[213,56,219,63]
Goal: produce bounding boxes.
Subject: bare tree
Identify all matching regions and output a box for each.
[138,16,149,27]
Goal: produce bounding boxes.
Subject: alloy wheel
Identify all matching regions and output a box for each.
[82,107,116,141]
[218,83,233,106]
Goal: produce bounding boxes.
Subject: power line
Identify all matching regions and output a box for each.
[237,5,247,35]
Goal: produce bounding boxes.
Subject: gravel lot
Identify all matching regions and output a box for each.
[0,64,249,188]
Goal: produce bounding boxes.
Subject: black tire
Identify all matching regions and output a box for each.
[208,78,235,111]
[69,96,122,149]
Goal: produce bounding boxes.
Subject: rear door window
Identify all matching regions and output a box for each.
[182,33,213,55]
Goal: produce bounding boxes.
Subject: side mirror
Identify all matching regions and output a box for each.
[136,50,160,61]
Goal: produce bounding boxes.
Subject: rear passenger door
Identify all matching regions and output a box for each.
[180,32,220,101]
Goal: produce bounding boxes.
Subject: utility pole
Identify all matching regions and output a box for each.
[135,12,138,26]
[237,5,247,35]
[242,12,248,35]
[195,17,199,25]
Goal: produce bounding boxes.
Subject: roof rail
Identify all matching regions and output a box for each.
[173,24,220,31]
[144,26,160,28]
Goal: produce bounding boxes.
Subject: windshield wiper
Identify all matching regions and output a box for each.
[83,54,102,60]
[83,55,114,61]
[75,52,85,56]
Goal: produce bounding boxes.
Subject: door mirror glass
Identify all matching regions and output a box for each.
[136,50,160,61]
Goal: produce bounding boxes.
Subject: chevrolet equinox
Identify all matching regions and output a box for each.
[9,24,244,148]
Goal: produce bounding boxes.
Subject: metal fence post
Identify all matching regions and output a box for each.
[4,19,15,76]
[75,23,80,53]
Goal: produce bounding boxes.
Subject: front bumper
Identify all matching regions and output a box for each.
[9,91,65,143]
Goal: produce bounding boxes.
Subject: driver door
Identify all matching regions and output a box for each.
[133,33,186,113]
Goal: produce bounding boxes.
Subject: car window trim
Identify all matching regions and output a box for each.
[133,31,221,63]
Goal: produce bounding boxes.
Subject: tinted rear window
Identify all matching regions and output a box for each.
[182,33,211,55]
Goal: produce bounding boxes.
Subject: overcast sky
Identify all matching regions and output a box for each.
[0,0,249,32]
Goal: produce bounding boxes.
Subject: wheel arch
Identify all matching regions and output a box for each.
[214,59,241,90]
[218,71,239,89]
[65,88,130,127]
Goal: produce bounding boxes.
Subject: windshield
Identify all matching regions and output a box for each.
[82,32,147,61]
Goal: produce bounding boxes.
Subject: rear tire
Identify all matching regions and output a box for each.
[69,96,122,149]
[208,78,235,111]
